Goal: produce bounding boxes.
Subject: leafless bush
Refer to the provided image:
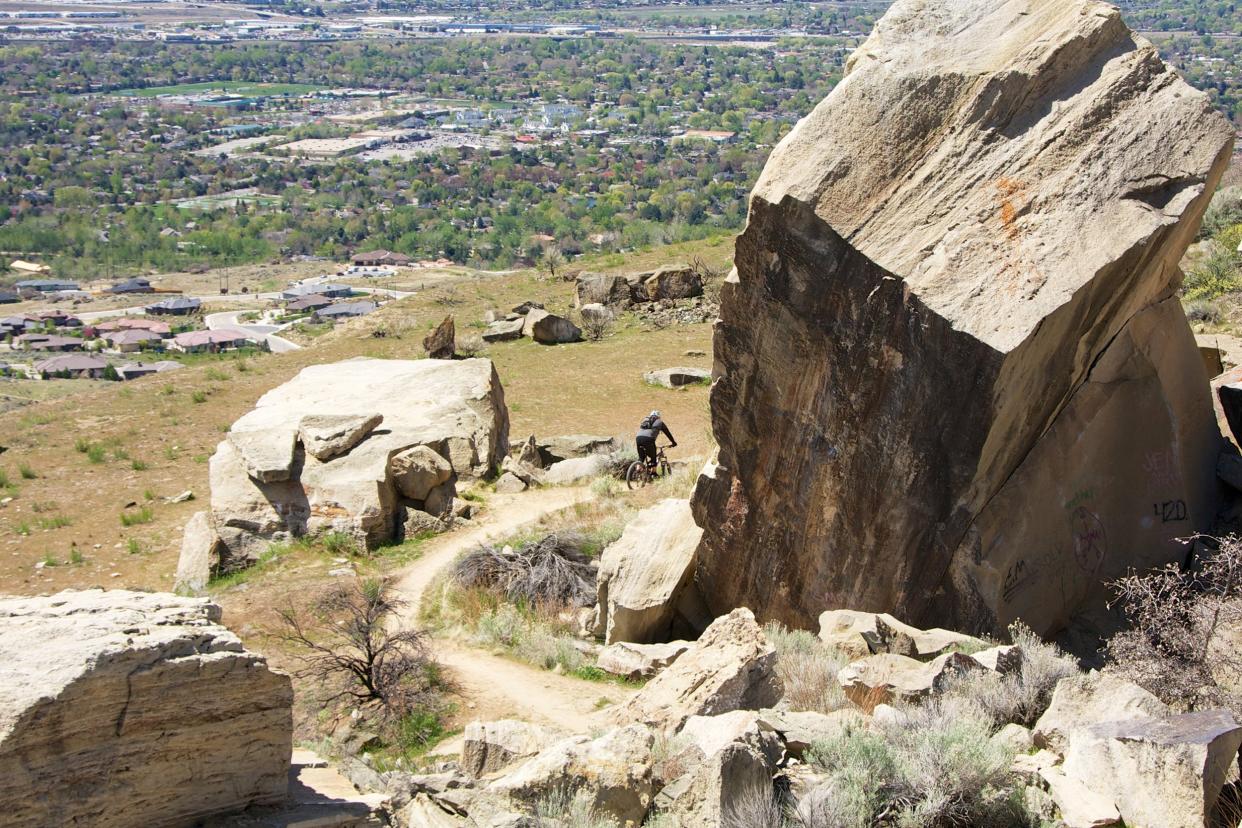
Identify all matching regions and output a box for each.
[456,334,485,357]
[453,533,596,608]
[690,254,729,282]
[1105,535,1242,712]
[578,307,615,341]
[722,785,787,828]
[277,578,446,722]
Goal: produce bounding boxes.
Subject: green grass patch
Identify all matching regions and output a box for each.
[18,464,37,480]
[115,80,324,98]
[120,506,154,527]
[36,515,72,530]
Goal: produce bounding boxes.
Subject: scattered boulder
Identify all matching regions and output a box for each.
[400,506,447,540]
[523,308,582,344]
[299,413,384,462]
[755,709,865,760]
[1033,673,1169,755]
[973,644,1024,676]
[595,499,703,645]
[0,590,292,826]
[644,367,711,389]
[461,720,565,778]
[511,300,544,315]
[500,454,546,486]
[642,265,703,302]
[836,652,985,709]
[391,445,455,501]
[537,434,621,465]
[1038,766,1122,828]
[575,272,632,308]
[485,724,655,826]
[690,0,1233,637]
[652,740,773,827]
[611,608,780,731]
[174,510,223,594]
[515,434,545,468]
[493,472,527,494]
[482,318,524,343]
[543,454,610,485]
[203,358,507,571]
[817,609,987,661]
[424,315,456,359]
[597,640,692,681]
[401,794,465,828]
[1062,711,1242,828]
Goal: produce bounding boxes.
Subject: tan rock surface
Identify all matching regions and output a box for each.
[692,0,1233,635]
[0,589,292,827]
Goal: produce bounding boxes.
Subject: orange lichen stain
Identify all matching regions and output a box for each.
[995,178,1027,240]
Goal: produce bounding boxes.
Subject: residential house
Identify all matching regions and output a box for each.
[282,283,353,300]
[16,333,83,352]
[0,316,31,336]
[284,294,333,313]
[170,328,256,353]
[146,297,202,315]
[33,354,109,379]
[29,309,81,328]
[105,329,165,353]
[0,291,18,304]
[351,250,411,267]
[92,318,172,337]
[15,279,80,293]
[315,301,378,321]
[108,277,156,294]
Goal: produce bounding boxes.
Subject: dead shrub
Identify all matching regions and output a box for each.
[277,578,449,728]
[578,308,614,341]
[1105,535,1242,712]
[452,533,596,609]
[765,622,850,714]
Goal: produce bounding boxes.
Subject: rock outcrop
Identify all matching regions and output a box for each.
[691,0,1234,636]
[0,589,292,827]
[199,358,508,575]
[595,499,703,645]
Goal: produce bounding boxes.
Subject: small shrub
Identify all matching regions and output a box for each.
[191,390,208,404]
[722,785,786,828]
[127,538,143,555]
[37,515,72,530]
[131,458,150,471]
[535,788,619,828]
[40,553,60,567]
[164,446,180,461]
[15,522,31,537]
[86,444,106,464]
[235,359,250,373]
[69,547,84,565]
[74,437,90,453]
[143,488,156,501]
[579,308,615,342]
[205,367,228,381]
[321,531,359,557]
[18,464,37,480]
[120,506,154,526]
[1185,299,1223,325]
[112,447,130,461]
[765,622,850,714]
[160,384,175,396]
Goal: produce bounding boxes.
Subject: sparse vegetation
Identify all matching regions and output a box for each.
[765,623,851,714]
[86,444,106,464]
[191,390,208,404]
[131,459,150,471]
[18,464,37,480]
[120,506,154,527]
[36,515,72,530]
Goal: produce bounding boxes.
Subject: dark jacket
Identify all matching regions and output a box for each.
[637,416,674,444]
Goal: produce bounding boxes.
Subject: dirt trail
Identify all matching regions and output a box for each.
[392,486,636,744]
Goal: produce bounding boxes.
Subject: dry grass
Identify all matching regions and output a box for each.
[0,240,715,600]
[765,622,851,714]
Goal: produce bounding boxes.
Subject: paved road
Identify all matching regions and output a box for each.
[205,310,300,353]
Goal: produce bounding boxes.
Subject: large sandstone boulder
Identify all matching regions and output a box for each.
[691,0,1233,636]
[595,499,703,645]
[575,272,632,309]
[522,308,581,344]
[461,720,564,778]
[1033,672,1169,755]
[203,358,508,572]
[1061,711,1242,828]
[641,265,703,302]
[597,640,692,681]
[611,608,781,731]
[536,434,621,465]
[0,589,292,826]
[836,651,985,709]
[174,509,224,593]
[817,609,986,661]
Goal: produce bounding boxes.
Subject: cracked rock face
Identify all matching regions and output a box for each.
[208,357,508,570]
[692,0,1234,636]
[0,589,292,827]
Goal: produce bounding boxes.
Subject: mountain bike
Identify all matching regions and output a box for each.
[625,445,671,489]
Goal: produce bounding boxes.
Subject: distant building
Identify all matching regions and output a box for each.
[170,328,256,353]
[15,279,79,293]
[33,354,108,379]
[9,260,49,275]
[282,283,352,300]
[315,301,377,320]
[671,129,736,143]
[285,294,333,313]
[92,318,172,337]
[145,297,202,315]
[16,333,83,352]
[0,291,19,305]
[104,329,165,353]
[351,250,411,267]
[108,277,155,294]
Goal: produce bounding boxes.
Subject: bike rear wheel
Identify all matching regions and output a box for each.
[625,461,649,490]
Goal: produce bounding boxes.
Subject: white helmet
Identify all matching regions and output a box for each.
[650,410,661,418]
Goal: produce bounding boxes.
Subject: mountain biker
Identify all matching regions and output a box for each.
[636,410,676,470]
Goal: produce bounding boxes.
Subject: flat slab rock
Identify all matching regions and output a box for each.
[645,367,711,388]
[299,413,384,462]
[0,589,293,828]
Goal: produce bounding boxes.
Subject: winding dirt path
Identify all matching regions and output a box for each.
[392,487,636,744]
